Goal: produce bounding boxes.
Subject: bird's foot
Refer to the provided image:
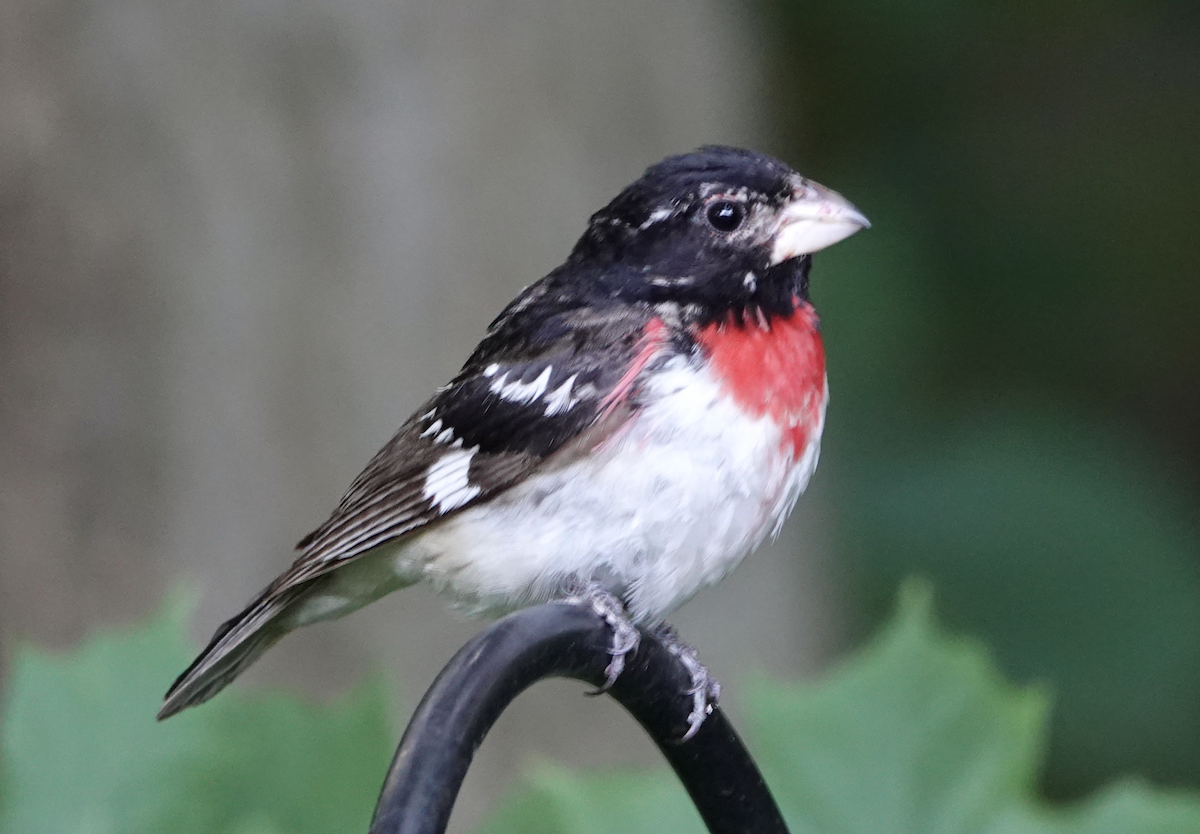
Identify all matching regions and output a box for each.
[651,622,720,742]
[563,582,640,694]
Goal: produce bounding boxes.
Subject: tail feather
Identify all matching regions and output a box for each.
[157,587,303,720]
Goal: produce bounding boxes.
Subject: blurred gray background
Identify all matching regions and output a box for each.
[0,0,838,827]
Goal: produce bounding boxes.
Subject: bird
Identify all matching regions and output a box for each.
[158,146,869,733]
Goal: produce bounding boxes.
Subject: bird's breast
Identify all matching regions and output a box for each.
[692,300,827,460]
[401,344,825,622]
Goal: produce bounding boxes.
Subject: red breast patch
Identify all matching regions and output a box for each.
[694,300,826,460]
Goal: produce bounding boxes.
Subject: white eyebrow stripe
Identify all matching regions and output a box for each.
[422,447,481,512]
[490,365,553,404]
[544,373,579,416]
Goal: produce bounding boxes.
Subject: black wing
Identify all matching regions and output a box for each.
[277,297,668,590]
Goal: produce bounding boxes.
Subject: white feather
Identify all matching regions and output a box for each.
[490,365,553,404]
[543,374,579,416]
[422,447,481,512]
[419,419,443,438]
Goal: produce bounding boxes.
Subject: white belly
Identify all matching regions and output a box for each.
[395,356,825,622]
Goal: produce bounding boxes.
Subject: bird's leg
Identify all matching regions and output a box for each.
[649,621,721,741]
[562,580,640,693]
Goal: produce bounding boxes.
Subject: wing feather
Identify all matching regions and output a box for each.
[161,294,674,718]
[273,304,670,593]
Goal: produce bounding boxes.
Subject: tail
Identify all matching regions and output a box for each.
[157,585,304,720]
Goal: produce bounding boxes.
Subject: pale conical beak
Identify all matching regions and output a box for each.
[770,181,870,265]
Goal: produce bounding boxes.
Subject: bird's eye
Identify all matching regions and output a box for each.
[706,201,744,232]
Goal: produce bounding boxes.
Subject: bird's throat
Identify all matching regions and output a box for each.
[693,299,826,460]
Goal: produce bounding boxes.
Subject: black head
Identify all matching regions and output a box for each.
[565,146,868,320]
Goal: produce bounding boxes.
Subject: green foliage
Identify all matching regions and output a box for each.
[837,409,1200,794]
[0,596,393,834]
[477,583,1200,834]
[3,585,1196,833]
[475,766,697,834]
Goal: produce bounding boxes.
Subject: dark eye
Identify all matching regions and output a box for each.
[706,201,744,232]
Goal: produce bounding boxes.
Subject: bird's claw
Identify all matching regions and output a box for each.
[563,586,718,741]
[564,583,640,695]
[653,623,720,742]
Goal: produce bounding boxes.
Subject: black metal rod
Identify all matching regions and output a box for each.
[368,602,789,834]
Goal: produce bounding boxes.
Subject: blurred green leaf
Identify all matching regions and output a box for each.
[984,782,1200,834]
[476,581,1200,834]
[475,764,699,834]
[841,409,1200,793]
[749,581,1045,834]
[4,582,1197,834]
[0,595,393,834]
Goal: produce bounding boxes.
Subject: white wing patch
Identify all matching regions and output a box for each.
[543,373,580,416]
[419,419,443,438]
[423,447,482,512]
[418,416,458,445]
[489,366,553,404]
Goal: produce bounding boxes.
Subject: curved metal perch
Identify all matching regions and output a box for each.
[368,602,789,834]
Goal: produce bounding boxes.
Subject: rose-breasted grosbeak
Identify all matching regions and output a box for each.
[158,146,868,732]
